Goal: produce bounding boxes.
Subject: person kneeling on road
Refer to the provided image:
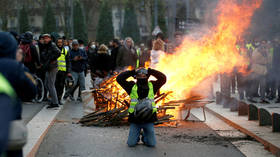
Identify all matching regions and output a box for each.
[117,68,166,147]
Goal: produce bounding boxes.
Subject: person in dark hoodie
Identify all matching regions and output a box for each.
[19,32,40,74]
[117,68,166,147]
[0,32,37,157]
[110,39,120,71]
[40,34,61,108]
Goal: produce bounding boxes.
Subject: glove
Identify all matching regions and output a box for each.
[152,108,157,113]
[128,108,135,114]
[130,69,136,76]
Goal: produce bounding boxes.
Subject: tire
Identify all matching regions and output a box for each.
[34,76,45,103]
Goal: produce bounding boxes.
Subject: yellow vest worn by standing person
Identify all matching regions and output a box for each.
[57,48,68,72]
[129,82,157,114]
[136,49,140,68]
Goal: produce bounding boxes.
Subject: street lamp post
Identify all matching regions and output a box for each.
[154,0,158,27]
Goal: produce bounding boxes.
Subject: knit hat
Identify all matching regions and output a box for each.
[0,32,18,59]
[72,39,79,45]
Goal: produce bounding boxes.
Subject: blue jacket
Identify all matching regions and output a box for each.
[0,95,13,155]
[0,59,37,120]
[69,48,88,73]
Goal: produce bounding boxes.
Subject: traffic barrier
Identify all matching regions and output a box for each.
[222,95,231,108]
[272,113,280,132]
[248,104,258,120]
[230,98,238,111]
[238,101,248,116]
[216,92,222,105]
[258,108,272,126]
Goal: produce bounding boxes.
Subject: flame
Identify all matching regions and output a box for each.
[155,0,262,100]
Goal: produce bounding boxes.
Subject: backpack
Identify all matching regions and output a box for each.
[20,44,32,63]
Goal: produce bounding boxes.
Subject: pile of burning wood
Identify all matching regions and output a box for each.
[78,73,212,127]
[79,74,176,127]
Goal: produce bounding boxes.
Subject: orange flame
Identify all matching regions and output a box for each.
[155,0,262,100]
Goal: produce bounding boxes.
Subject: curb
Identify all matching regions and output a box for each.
[205,106,280,156]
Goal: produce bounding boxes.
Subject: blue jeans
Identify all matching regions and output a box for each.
[66,71,85,96]
[127,123,156,147]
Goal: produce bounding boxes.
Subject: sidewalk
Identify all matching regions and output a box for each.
[205,102,280,156]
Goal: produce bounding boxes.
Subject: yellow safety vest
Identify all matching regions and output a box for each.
[57,48,68,72]
[0,73,16,99]
[136,49,140,68]
[246,43,255,51]
[129,82,157,114]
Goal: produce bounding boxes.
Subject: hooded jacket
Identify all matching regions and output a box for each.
[116,37,138,69]
[69,48,88,73]
[0,32,37,120]
[40,41,61,71]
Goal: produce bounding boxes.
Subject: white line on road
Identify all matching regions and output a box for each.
[23,106,62,157]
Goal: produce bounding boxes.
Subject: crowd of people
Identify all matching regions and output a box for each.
[0,30,182,156]
[221,37,280,104]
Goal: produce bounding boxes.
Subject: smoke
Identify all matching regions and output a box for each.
[248,0,280,40]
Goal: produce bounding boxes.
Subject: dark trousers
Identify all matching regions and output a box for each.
[220,74,231,97]
[266,71,276,99]
[237,73,247,99]
[6,149,23,157]
[55,70,67,100]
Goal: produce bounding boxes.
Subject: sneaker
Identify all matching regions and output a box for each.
[69,95,75,101]
[47,104,59,109]
[247,97,257,103]
[77,97,82,102]
[58,100,63,105]
[63,94,69,100]
[259,99,270,104]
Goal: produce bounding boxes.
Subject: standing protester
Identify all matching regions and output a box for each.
[55,38,71,105]
[40,34,61,108]
[110,39,120,71]
[271,37,280,103]
[151,39,165,68]
[87,41,98,82]
[250,41,271,103]
[139,43,150,67]
[19,32,40,74]
[265,41,275,100]
[63,40,88,101]
[95,44,111,78]
[116,37,138,69]
[117,68,166,147]
[0,32,37,157]
[236,43,249,100]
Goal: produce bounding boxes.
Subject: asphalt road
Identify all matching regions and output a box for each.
[35,101,245,157]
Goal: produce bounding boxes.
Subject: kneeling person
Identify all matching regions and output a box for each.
[117,68,166,147]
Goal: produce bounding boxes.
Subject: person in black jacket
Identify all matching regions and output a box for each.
[40,34,61,108]
[110,39,120,71]
[117,68,166,147]
[95,44,111,78]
